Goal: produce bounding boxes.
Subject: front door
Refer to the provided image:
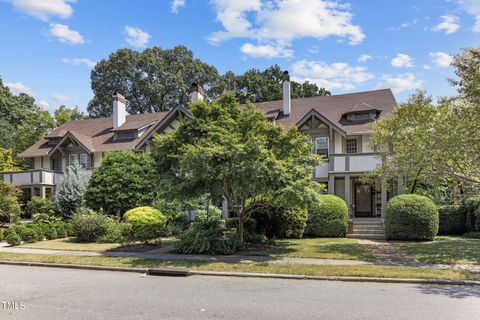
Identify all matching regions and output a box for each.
[354,183,373,217]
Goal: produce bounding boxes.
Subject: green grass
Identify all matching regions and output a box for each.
[244,238,376,261]
[18,237,176,253]
[0,252,478,281]
[398,236,480,265]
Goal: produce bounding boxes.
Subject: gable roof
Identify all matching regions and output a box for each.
[254,89,397,135]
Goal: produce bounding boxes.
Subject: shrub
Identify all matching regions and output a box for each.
[56,224,67,238]
[123,207,166,243]
[438,205,466,235]
[64,222,75,237]
[44,227,58,240]
[166,214,191,236]
[252,205,307,239]
[195,205,222,221]
[464,232,480,239]
[98,222,126,243]
[0,228,4,241]
[385,194,438,240]
[463,195,480,231]
[28,224,44,241]
[306,195,348,237]
[0,181,20,225]
[54,162,87,219]
[71,211,109,242]
[175,219,241,255]
[6,231,21,246]
[19,227,37,243]
[225,217,256,234]
[24,197,54,218]
[85,152,157,216]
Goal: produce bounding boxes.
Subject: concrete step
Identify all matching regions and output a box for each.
[347,234,386,240]
[352,220,383,225]
[352,230,385,235]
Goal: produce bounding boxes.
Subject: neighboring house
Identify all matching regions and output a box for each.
[2,72,400,219]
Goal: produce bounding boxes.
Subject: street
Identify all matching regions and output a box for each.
[0,265,479,320]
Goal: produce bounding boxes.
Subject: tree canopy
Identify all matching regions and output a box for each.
[151,93,320,240]
[54,105,85,126]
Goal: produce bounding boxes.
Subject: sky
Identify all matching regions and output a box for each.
[0,0,479,113]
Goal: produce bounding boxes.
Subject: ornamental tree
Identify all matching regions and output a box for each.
[54,161,87,219]
[151,93,320,241]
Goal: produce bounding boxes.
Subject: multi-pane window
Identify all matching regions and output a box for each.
[79,153,89,168]
[315,137,329,159]
[346,138,358,154]
[68,154,79,166]
[116,130,136,139]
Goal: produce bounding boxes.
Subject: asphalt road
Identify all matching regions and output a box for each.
[0,265,479,320]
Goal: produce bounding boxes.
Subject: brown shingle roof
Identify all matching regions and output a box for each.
[19,112,169,158]
[254,89,397,135]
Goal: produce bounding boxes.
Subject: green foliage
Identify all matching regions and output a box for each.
[165,214,191,236]
[0,147,20,172]
[85,152,157,216]
[385,194,439,240]
[306,195,348,237]
[0,181,20,225]
[98,222,127,243]
[0,228,3,241]
[252,205,307,239]
[44,227,58,240]
[152,93,319,241]
[175,219,241,255]
[64,222,75,237]
[28,224,44,241]
[19,226,37,243]
[123,207,166,243]
[54,161,87,219]
[438,205,466,235]
[24,196,54,218]
[464,232,480,239]
[56,224,67,238]
[225,217,257,233]
[5,231,21,246]
[71,211,109,242]
[463,195,480,231]
[195,204,222,221]
[450,48,480,104]
[54,105,84,126]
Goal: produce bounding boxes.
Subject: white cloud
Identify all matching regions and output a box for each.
[10,0,74,21]
[377,73,423,93]
[429,52,453,68]
[240,43,293,58]
[52,93,69,102]
[432,15,460,34]
[171,0,185,13]
[291,59,374,91]
[456,0,480,15]
[391,53,414,68]
[423,65,431,70]
[357,54,372,62]
[48,23,84,44]
[5,82,36,96]
[124,26,151,48]
[474,16,480,32]
[209,0,364,56]
[62,57,96,68]
[38,100,49,109]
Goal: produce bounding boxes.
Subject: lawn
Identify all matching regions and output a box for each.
[398,236,480,265]
[0,252,478,281]
[243,238,376,261]
[18,237,175,253]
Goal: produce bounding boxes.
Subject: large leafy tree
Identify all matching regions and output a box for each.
[85,152,158,216]
[54,105,85,126]
[450,48,480,104]
[0,147,20,172]
[152,93,320,240]
[88,46,220,117]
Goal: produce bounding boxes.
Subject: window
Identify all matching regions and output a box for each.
[346,138,358,154]
[68,154,79,166]
[79,153,89,168]
[48,138,60,146]
[315,137,329,158]
[116,130,136,140]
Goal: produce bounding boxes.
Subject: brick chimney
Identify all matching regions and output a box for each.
[282,71,291,116]
[112,92,127,129]
[189,83,204,103]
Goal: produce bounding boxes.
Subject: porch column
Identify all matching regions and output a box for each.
[39,186,46,199]
[328,175,335,194]
[222,197,229,219]
[344,175,352,217]
[381,178,387,218]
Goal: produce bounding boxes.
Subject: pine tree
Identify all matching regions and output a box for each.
[54,161,87,219]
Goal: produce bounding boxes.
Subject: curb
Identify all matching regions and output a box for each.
[0,260,479,286]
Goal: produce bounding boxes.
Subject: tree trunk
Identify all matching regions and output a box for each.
[238,218,244,243]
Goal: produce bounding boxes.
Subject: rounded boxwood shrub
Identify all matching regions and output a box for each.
[19,227,37,243]
[71,211,109,242]
[56,225,68,238]
[438,205,466,235]
[123,207,166,243]
[306,195,348,237]
[44,227,58,240]
[6,231,21,246]
[29,224,44,241]
[385,194,438,240]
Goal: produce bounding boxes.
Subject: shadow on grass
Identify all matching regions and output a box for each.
[418,285,480,299]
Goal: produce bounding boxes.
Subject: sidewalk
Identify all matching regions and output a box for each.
[1,242,479,272]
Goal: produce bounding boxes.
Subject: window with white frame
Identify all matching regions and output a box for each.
[68,154,79,166]
[346,138,358,154]
[79,153,89,168]
[315,137,329,158]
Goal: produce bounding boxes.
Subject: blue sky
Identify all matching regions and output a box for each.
[0,0,479,113]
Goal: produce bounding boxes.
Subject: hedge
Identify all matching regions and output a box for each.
[385,194,438,240]
[251,205,307,239]
[438,205,466,235]
[306,195,348,237]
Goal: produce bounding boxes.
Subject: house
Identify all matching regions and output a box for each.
[2,72,400,219]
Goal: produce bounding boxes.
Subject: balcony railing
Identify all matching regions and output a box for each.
[314,153,382,178]
[2,169,93,187]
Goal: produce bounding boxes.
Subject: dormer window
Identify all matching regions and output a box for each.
[347,112,376,121]
[48,138,61,146]
[115,130,136,140]
[343,103,381,123]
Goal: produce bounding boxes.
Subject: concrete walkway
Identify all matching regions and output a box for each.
[1,242,479,272]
